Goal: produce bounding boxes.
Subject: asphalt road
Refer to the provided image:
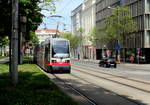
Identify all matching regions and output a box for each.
[1,58,150,105]
[45,60,150,105]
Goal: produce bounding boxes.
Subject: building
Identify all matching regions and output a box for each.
[96,0,150,63]
[82,0,96,59]
[71,4,82,35]
[35,28,60,43]
[71,0,96,60]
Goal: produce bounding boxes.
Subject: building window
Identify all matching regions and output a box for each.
[145,30,150,47]
[146,0,150,12]
[145,14,150,29]
[137,0,144,15]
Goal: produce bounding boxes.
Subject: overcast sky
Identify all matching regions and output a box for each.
[38,0,84,32]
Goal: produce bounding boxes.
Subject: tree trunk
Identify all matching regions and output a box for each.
[11,0,19,86]
[0,47,2,56]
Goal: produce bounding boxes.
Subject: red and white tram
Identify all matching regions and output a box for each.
[35,38,71,73]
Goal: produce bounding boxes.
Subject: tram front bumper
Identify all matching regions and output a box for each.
[51,65,71,71]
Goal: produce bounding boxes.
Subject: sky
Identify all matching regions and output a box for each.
[38,0,84,32]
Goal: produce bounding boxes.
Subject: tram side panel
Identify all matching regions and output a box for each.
[35,38,71,73]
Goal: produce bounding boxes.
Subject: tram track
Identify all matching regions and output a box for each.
[37,65,98,105]
[72,65,150,94]
[52,74,98,105]
[69,73,143,105]
[52,74,141,105]
[73,60,150,73]
[37,64,150,104]
[72,64,150,85]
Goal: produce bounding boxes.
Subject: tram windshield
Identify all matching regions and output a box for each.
[52,40,69,58]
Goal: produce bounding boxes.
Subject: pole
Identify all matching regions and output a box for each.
[55,22,59,37]
[108,6,121,63]
[116,8,120,63]
[49,15,64,38]
[11,0,18,86]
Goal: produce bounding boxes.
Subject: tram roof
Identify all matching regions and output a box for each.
[42,38,69,45]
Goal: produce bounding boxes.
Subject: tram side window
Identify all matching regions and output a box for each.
[45,44,50,62]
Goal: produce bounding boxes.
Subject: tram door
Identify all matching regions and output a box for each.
[44,43,50,69]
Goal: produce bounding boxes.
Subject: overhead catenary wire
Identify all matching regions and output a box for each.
[56,0,74,13]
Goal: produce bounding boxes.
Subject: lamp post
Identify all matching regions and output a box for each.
[107,6,121,63]
[19,15,27,64]
[103,45,106,57]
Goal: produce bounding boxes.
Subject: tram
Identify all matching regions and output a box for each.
[35,38,71,73]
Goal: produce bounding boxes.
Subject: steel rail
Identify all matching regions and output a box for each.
[72,67,150,94]
[72,64,150,85]
[53,74,98,105]
[73,60,150,72]
[70,73,143,105]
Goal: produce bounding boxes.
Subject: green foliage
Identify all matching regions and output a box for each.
[0,60,78,105]
[77,27,84,33]
[0,0,59,41]
[101,6,137,43]
[0,36,9,48]
[19,0,44,34]
[19,0,30,3]
[0,0,12,37]
[0,56,6,59]
[28,31,39,45]
[61,32,80,49]
[88,26,99,45]
[76,27,85,44]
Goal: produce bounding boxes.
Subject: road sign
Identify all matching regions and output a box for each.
[115,43,121,50]
[136,48,141,54]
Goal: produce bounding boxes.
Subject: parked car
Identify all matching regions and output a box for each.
[99,57,117,68]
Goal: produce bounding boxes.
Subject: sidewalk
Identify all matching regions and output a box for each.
[0,57,9,64]
[72,58,99,64]
[120,62,150,68]
[72,58,150,68]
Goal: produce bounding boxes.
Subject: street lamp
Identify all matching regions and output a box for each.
[107,6,117,10]
[50,15,64,18]
[103,45,106,57]
[107,6,121,63]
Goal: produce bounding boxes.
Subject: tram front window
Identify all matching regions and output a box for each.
[52,40,69,58]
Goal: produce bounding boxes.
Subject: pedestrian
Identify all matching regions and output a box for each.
[130,56,134,63]
[78,53,80,60]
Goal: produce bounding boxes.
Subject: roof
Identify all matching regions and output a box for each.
[35,28,60,33]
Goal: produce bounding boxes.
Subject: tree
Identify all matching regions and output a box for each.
[0,0,59,86]
[100,6,137,62]
[61,32,80,58]
[0,0,12,38]
[76,27,85,59]
[28,31,39,46]
[88,26,99,45]
[60,32,80,49]
[101,6,137,44]
[0,36,9,56]
[0,0,59,40]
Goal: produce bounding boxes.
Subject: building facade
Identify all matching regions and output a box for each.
[35,28,60,43]
[82,0,96,59]
[96,0,150,63]
[71,4,82,59]
[71,4,82,35]
[71,0,96,60]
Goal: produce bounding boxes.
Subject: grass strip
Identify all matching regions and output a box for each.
[0,56,6,59]
[0,60,78,105]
